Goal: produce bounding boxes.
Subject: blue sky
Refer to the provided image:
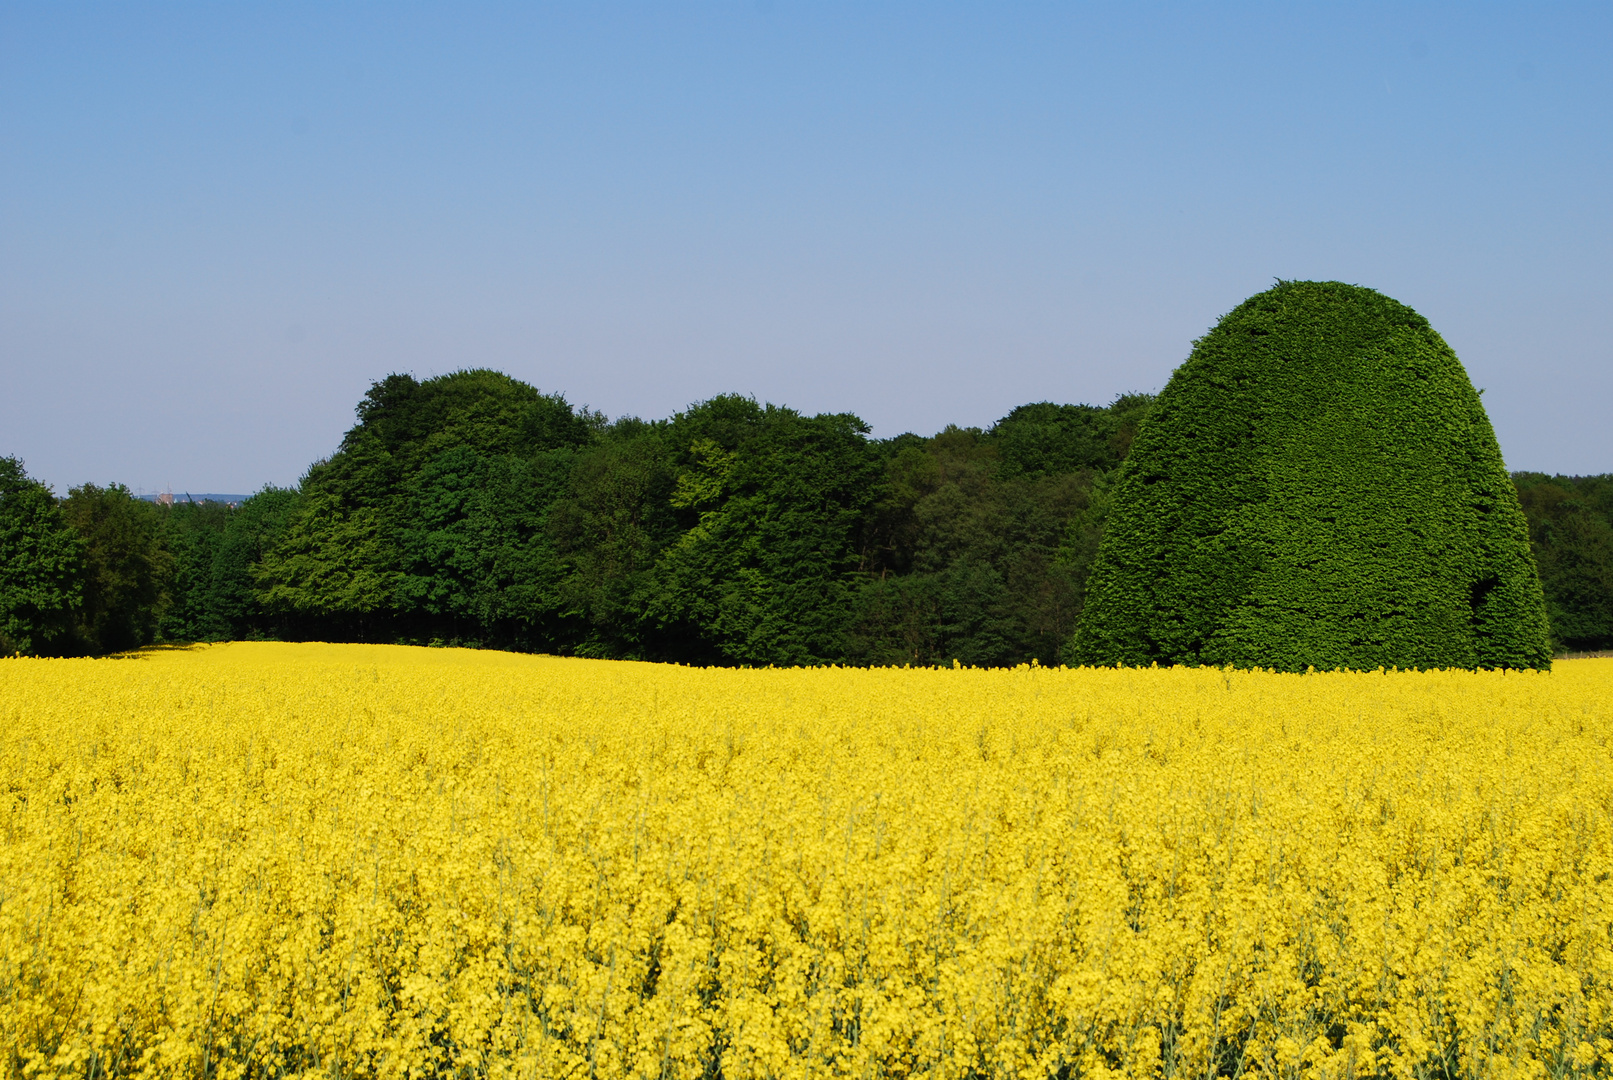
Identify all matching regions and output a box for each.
[3,3,1609,493]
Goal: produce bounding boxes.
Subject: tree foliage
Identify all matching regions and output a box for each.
[651,400,880,666]
[0,457,84,656]
[1514,473,1613,652]
[159,489,299,643]
[157,499,232,642]
[847,409,1138,667]
[252,369,593,644]
[1072,281,1553,671]
[60,484,172,655]
[231,375,1155,664]
[9,355,1603,664]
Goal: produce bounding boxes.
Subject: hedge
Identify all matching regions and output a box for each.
[1069,281,1552,671]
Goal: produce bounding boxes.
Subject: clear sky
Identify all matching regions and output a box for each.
[3,3,1609,494]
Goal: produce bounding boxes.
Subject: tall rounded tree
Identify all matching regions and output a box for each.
[1069,281,1552,671]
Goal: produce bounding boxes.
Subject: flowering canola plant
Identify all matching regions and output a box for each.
[2,642,1611,1079]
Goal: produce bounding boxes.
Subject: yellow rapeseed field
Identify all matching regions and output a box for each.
[2,643,1611,1079]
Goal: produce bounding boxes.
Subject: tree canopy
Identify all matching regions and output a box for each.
[5,357,1602,664]
[1071,281,1553,671]
[0,457,83,656]
[60,483,170,655]
[1514,472,1613,652]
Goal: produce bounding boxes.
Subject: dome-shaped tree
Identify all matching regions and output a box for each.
[1069,281,1552,671]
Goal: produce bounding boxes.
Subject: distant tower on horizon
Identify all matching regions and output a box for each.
[157,487,174,507]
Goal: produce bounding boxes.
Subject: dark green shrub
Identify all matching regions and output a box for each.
[1069,281,1552,671]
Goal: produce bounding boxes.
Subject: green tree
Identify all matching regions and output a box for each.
[61,483,171,654]
[651,398,881,666]
[989,394,1154,480]
[256,430,401,631]
[395,446,574,647]
[211,487,300,638]
[255,490,395,634]
[256,369,597,644]
[1072,281,1552,671]
[846,393,1150,669]
[849,421,1103,667]
[354,369,597,473]
[0,457,84,656]
[157,499,233,642]
[1514,473,1613,651]
[548,421,681,658]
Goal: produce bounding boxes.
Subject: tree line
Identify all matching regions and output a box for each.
[3,368,1609,661]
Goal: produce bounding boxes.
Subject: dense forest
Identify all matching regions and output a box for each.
[3,369,1610,662]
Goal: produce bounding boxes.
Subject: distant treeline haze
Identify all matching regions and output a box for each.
[3,369,1609,661]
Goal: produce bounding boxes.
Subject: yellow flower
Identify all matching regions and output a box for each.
[1,643,1609,1077]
